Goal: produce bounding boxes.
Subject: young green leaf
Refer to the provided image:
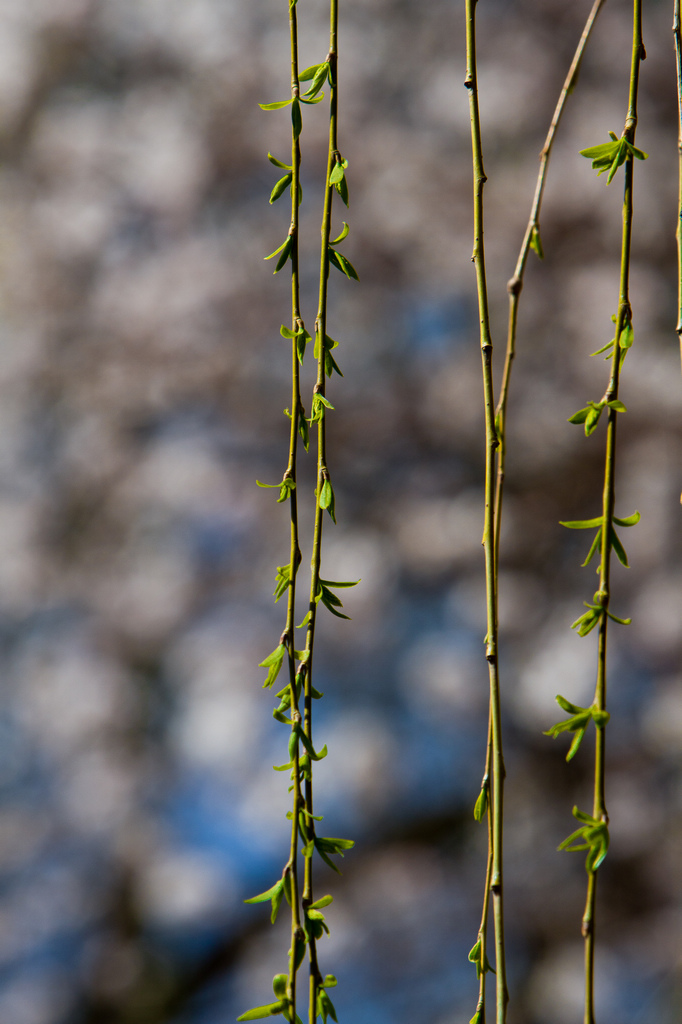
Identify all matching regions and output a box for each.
[568,406,590,425]
[273,688,292,715]
[296,805,322,822]
[296,724,328,762]
[530,224,544,259]
[473,785,488,822]
[298,410,309,451]
[297,328,311,365]
[264,235,293,273]
[319,584,349,616]
[566,725,588,761]
[618,321,634,349]
[556,694,582,715]
[325,350,342,377]
[259,644,286,688]
[570,602,603,637]
[606,609,632,626]
[268,152,292,170]
[270,173,292,204]
[544,696,609,762]
[329,162,345,185]
[275,236,294,273]
[299,63,323,81]
[591,339,615,358]
[264,237,290,260]
[266,151,290,169]
[323,334,343,377]
[305,906,330,937]
[304,62,329,98]
[609,525,629,567]
[301,838,315,858]
[335,173,349,206]
[260,99,294,111]
[330,222,350,245]
[319,479,333,510]
[237,1002,287,1021]
[580,135,648,185]
[256,475,295,504]
[291,98,302,140]
[468,937,495,980]
[328,248,359,281]
[244,879,283,905]
[613,510,640,527]
[317,990,338,1024]
[584,402,604,436]
[272,976,288,999]
[273,563,292,601]
[309,894,333,910]
[468,939,481,967]
[544,710,590,738]
[581,527,602,568]
[560,516,603,529]
[314,836,355,873]
[280,477,296,503]
[289,932,307,972]
[316,837,354,852]
[310,393,335,423]
[559,806,609,873]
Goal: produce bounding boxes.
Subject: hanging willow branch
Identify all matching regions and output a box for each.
[464,0,507,1021]
[299,1,358,1021]
[494,0,606,563]
[467,6,608,1022]
[243,0,356,1019]
[239,1,316,1021]
[546,4,645,1022]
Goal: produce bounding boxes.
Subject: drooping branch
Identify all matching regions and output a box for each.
[464,0,508,1019]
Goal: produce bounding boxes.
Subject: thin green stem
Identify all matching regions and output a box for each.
[494,0,606,564]
[581,4,643,1022]
[303,3,339,1020]
[473,714,494,1023]
[285,0,304,1011]
[674,0,682,366]
[465,1,507,1020]
[582,871,598,1024]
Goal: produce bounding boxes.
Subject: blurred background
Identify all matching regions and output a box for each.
[0,0,679,1022]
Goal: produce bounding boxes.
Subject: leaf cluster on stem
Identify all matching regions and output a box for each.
[240,3,358,1024]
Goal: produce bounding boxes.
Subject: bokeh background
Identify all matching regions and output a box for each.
[0,0,680,1022]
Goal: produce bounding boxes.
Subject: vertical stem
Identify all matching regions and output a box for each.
[674,0,682,367]
[303,3,339,1020]
[494,0,606,565]
[582,871,598,1024]
[464,2,507,1020]
[582,4,643,1022]
[285,0,304,1011]
[474,715,494,1023]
